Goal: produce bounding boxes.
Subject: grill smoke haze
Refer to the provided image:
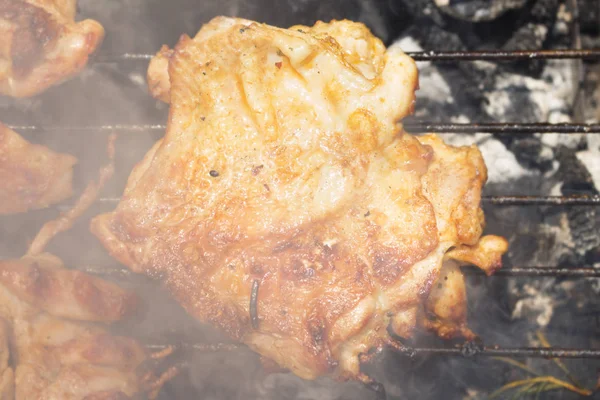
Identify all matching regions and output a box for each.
[0,0,599,399]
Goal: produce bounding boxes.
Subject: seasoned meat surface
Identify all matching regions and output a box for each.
[0,0,104,97]
[0,252,173,399]
[92,17,508,381]
[0,155,174,398]
[0,123,76,215]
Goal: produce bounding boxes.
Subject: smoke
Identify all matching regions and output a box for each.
[1,0,599,399]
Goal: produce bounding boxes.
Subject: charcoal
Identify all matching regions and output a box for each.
[1,1,599,399]
[435,0,528,22]
[530,0,560,23]
[556,146,600,259]
[502,23,549,75]
[579,0,600,34]
[388,0,447,26]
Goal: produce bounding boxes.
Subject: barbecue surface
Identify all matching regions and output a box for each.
[0,0,599,399]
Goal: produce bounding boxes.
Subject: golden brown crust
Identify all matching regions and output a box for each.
[446,235,508,276]
[0,129,173,398]
[419,261,474,340]
[147,45,173,103]
[0,123,76,215]
[417,134,487,245]
[0,254,138,323]
[92,17,507,380]
[0,0,104,97]
[0,253,174,399]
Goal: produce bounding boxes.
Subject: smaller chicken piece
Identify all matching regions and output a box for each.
[0,135,176,399]
[0,0,104,97]
[0,123,76,215]
[0,253,173,399]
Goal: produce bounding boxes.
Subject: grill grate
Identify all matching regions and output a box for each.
[81,264,600,280]
[81,195,600,207]
[142,341,600,359]
[92,49,600,62]
[7,46,600,366]
[8,122,600,134]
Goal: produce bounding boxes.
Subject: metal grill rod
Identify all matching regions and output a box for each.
[83,265,600,279]
[390,346,600,359]
[10,123,600,134]
[143,341,600,359]
[467,267,600,278]
[482,195,600,206]
[7,124,165,132]
[89,195,600,207]
[407,49,600,61]
[94,49,600,63]
[403,122,600,134]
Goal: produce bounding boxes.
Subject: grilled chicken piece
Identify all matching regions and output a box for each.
[92,17,508,381]
[420,235,508,340]
[0,0,104,97]
[0,123,76,215]
[0,141,173,399]
[0,252,169,399]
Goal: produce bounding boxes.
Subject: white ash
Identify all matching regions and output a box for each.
[435,0,529,22]
[393,29,600,368]
[526,217,575,264]
[392,37,533,183]
[511,284,554,327]
[487,59,576,122]
[393,39,538,186]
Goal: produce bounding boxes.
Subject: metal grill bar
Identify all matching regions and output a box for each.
[403,122,600,134]
[10,123,600,134]
[483,195,600,206]
[90,196,600,207]
[145,343,242,352]
[466,267,600,278]
[143,341,600,359]
[83,265,600,279]
[7,124,165,133]
[94,49,600,63]
[407,49,600,61]
[390,346,600,359]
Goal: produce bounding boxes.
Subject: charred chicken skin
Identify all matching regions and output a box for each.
[92,17,508,381]
[0,0,104,97]
[0,123,76,215]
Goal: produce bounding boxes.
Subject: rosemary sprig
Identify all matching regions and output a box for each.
[490,331,594,399]
[535,331,583,388]
[489,376,592,399]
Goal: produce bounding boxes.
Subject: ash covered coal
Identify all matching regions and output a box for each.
[385,1,600,399]
[435,0,529,22]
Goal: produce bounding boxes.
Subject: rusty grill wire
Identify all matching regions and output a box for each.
[141,341,600,359]
[12,48,600,361]
[91,49,600,62]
